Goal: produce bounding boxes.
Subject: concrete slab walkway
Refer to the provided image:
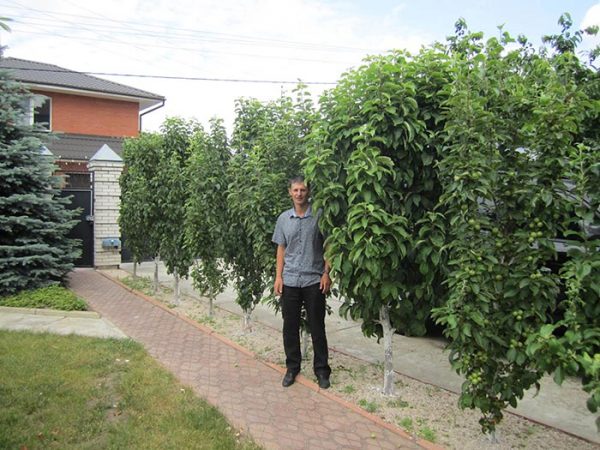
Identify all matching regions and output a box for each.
[0,306,127,339]
[66,268,432,450]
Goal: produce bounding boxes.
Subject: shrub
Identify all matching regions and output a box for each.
[0,285,87,311]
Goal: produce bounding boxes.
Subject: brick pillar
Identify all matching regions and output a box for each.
[88,144,124,269]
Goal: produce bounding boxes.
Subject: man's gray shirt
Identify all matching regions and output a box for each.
[272,205,325,288]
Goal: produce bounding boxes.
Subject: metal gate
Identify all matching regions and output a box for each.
[60,189,94,267]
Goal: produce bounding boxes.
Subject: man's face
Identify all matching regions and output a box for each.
[289,182,309,208]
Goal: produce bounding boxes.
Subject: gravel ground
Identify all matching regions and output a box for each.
[110,271,598,450]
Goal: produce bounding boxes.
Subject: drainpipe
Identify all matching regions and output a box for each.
[138,99,165,131]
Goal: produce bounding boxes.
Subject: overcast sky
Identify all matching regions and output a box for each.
[2,0,599,133]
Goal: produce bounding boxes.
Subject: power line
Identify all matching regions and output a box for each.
[12,66,337,85]
[3,2,381,54]
[12,26,357,65]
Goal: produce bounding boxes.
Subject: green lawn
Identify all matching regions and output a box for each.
[0,285,87,311]
[0,330,261,449]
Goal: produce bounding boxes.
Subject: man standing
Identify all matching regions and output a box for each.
[272,176,332,389]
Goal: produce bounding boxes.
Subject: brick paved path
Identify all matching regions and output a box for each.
[68,269,430,450]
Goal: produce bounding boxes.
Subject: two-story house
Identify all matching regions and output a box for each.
[0,56,165,268]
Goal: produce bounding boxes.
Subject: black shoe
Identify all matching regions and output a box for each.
[282,371,298,387]
[316,374,330,389]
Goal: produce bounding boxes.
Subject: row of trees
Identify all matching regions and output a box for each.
[119,88,314,329]
[120,15,599,436]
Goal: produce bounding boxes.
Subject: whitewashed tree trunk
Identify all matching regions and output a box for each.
[173,268,181,305]
[380,304,395,396]
[485,418,499,444]
[243,309,252,332]
[208,294,215,317]
[153,256,160,295]
[133,261,138,278]
[301,328,310,360]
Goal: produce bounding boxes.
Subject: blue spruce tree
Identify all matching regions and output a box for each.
[0,67,80,295]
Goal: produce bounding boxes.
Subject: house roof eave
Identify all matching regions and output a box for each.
[26,83,164,112]
[0,57,165,110]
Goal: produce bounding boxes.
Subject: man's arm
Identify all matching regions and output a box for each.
[320,256,331,294]
[274,244,285,296]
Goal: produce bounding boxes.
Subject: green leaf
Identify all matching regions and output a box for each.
[431,233,444,248]
[446,315,458,329]
[540,324,555,339]
[553,366,565,385]
[462,323,472,337]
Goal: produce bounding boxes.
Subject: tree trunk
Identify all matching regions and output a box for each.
[301,328,310,360]
[243,308,252,333]
[133,261,138,278]
[209,293,215,317]
[173,268,181,305]
[153,256,160,295]
[380,304,395,396]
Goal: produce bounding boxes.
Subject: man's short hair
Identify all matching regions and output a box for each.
[289,176,307,188]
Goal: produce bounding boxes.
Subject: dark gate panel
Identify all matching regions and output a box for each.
[120,234,133,263]
[120,234,153,263]
[60,190,94,267]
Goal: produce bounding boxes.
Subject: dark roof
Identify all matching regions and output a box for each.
[0,57,164,108]
[46,133,124,161]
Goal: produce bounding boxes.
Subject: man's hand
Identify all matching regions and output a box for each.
[320,272,331,294]
[274,245,285,296]
[274,276,283,296]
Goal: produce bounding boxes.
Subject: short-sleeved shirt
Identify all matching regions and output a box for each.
[272,205,325,288]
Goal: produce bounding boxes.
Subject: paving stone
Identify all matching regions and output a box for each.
[68,269,428,450]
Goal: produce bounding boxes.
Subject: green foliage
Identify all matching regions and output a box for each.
[398,417,413,432]
[185,118,230,301]
[525,140,600,430]
[120,132,163,264]
[120,117,203,298]
[304,47,451,338]
[226,87,316,315]
[419,426,437,443]
[542,13,600,64]
[0,285,87,310]
[342,384,356,394]
[156,117,201,279]
[120,274,155,294]
[432,18,599,434]
[358,398,378,413]
[0,70,79,296]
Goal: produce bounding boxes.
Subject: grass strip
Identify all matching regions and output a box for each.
[0,330,261,449]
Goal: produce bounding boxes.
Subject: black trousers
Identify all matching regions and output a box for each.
[281,283,331,377]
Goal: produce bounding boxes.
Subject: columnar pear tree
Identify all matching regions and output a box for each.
[185,118,230,316]
[432,18,599,435]
[119,132,162,281]
[304,49,451,395]
[156,117,200,304]
[226,88,315,330]
[533,16,600,430]
[0,69,79,295]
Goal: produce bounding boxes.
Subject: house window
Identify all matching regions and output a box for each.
[19,95,51,130]
[33,96,51,129]
[64,173,91,189]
